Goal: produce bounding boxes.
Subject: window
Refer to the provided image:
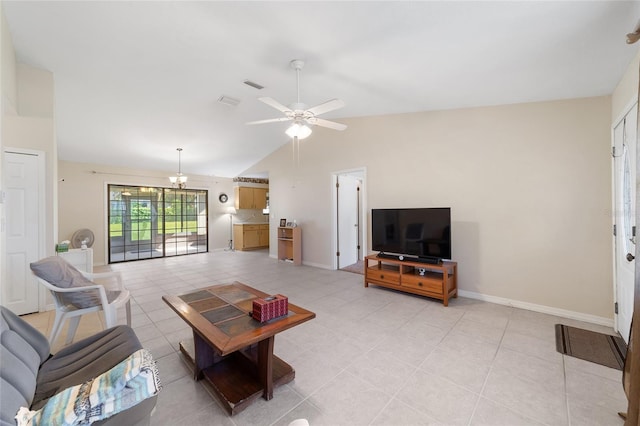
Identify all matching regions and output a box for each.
[108,185,208,263]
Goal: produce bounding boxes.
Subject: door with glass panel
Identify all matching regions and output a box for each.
[163,188,208,256]
[613,103,637,343]
[108,185,208,263]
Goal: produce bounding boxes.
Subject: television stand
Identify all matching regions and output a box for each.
[364,254,457,306]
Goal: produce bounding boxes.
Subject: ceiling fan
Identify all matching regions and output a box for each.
[246,59,347,139]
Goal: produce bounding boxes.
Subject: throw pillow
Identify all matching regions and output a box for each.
[30,257,100,308]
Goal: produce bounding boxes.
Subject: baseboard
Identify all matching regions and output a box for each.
[302,260,332,270]
[267,253,332,269]
[457,290,614,328]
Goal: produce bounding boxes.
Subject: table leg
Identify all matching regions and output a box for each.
[258,336,275,400]
[193,331,217,380]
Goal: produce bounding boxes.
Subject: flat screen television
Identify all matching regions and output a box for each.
[371,208,451,262]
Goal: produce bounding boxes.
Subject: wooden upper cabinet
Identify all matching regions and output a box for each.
[235,187,268,210]
[253,188,267,209]
[235,187,253,209]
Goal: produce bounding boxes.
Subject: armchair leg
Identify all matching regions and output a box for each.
[104,309,115,328]
[65,316,81,345]
[125,300,132,327]
[49,312,64,344]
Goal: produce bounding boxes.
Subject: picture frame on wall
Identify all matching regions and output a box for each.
[280,219,286,227]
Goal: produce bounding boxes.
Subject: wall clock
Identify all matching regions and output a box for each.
[218,193,228,203]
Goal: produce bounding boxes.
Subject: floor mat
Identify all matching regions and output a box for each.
[340,260,364,275]
[555,324,627,370]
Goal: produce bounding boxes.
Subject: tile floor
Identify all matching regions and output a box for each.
[23,250,627,426]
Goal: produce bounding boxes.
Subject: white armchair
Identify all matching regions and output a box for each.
[31,257,131,345]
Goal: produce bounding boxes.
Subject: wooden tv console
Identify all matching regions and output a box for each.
[364,254,458,306]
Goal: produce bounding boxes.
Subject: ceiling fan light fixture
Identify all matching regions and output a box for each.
[286,121,312,139]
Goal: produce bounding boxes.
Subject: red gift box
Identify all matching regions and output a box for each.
[252,294,288,322]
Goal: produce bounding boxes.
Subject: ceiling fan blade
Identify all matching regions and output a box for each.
[258,97,293,114]
[246,117,292,125]
[308,117,347,131]
[306,99,345,116]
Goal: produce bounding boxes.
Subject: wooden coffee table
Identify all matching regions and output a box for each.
[162,282,315,415]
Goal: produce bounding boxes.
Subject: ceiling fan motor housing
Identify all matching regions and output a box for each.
[290,59,305,70]
[289,102,308,113]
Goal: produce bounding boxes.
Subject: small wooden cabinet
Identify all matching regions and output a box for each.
[233,224,269,250]
[277,227,301,265]
[234,187,268,210]
[364,255,457,306]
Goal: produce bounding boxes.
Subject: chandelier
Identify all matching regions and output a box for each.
[169,148,187,189]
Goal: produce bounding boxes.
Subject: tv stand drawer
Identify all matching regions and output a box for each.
[401,274,442,294]
[367,268,400,285]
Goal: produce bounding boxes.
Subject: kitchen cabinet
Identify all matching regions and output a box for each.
[233,224,269,250]
[234,187,267,210]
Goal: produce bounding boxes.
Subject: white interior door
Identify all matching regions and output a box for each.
[3,151,41,314]
[337,174,360,269]
[614,103,637,343]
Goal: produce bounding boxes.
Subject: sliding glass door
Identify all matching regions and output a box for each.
[108,185,208,263]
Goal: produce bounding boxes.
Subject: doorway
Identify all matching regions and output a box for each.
[2,149,45,314]
[333,169,366,270]
[613,102,637,343]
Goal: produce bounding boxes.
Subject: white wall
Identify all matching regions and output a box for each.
[58,160,236,265]
[1,11,56,307]
[245,96,614,320]
[0,8,10,302]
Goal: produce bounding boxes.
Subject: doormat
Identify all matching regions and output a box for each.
[555,324,627,370]
[340,260,364,275]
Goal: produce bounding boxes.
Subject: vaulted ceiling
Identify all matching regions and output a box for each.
[3,1,640,177]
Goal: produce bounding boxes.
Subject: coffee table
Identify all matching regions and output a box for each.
[162,282,315,415]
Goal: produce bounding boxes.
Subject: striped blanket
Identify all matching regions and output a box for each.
[16,349,161,426]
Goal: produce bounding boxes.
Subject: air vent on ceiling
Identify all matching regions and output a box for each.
[243,80,264,90]
[217,95,241,107]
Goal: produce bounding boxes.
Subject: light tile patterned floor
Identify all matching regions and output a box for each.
[23,250,627,426]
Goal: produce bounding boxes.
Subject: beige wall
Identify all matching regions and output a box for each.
[58,161,237,265]
[246,96,614,319]
[17,63,55,118]
[1,9,17,114]
[612,49,640,121]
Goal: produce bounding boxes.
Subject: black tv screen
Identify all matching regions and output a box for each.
[371,208,451,260]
